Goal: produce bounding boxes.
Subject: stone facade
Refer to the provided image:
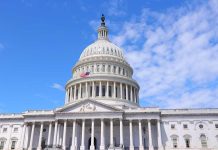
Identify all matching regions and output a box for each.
[0,15,218,150]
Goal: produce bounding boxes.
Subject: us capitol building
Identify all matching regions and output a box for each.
[0,15,218,150]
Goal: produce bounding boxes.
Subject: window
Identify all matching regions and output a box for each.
[108,86,112,97]
[3,128,7,133]
[0,140,6,150]
[102,85,106,97]
[200,134,207,148]
[171,124,175,129]
[215,124,218,129]
[90,86,93,97]
[199,124,204,129]
[43,128,46,132]
[13,128,18,133]
[11,140,17,150]
[183,124,188,129]
[185,139,190,148]
[95,85,99,96]
[172,138,177,148]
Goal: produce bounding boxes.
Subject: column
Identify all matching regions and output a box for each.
[133,88,136,103]
[157,120,163,150]
[148,120,154,150]
[65,90,68,104]
[138,120,144,150]
[57,124,60,146]
[120,83,123,99]
[20,123,27,149]
[90,119,95,150]
[70,87,73,102]
[74,84,77,100]
[99,81,102,97]
[37,122,44,150]
[86,82,88,98]
[130,86,133,102]
[120,119,124,148]
[79,83,82,99]
[63,120,67,150]
[71,120,76,150]
[53,121,58,147]
[129,120,134,150]
[68,88,70,102]
[28,122,35,150]
[113,82,116,98]
[47,122,52,146]
[80,120,85,150]
[92,82,95,98]
[110,119,114,148]
[106,81,109,98]
[126,84,129,100]
[100,119,105,150]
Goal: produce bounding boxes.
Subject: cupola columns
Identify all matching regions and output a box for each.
[98,14,108,40]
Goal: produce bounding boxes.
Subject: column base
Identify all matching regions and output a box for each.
[28,147,32,150]
[99,145,105,150]
[90,145,95,150]
[62,146,66,150]
[129,146,134,150]
[71,145,76,150]
[158,146,164,150]
[139,146,144,150]
[36,147,42,150]
[149,146,154,150]
[80,145,85,150]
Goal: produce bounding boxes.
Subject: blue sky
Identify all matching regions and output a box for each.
[0,0,218,113]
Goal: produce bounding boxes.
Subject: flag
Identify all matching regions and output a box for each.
[80,72,90,78]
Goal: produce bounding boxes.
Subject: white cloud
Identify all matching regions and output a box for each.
[111,0,218,108]
[0,43,4,49]
[105,0,126,17]
[51,83,65,92]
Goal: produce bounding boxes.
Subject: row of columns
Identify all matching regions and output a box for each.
[66,81,139,103]
[23,119,163,150]
[74,63,130,78]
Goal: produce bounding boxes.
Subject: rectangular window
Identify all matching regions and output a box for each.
[215,124,218,129]
[171,124,175,129]
[13,128,18,133]
[96,86,99,96]
[183,124,188,129]
[102,85,106,97]
[109,86,112,97]
[11,141,16,150]
[90,86,92,97]
[3,128,7,133]
[0,141,5,150]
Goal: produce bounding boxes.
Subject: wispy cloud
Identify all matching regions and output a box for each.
[51,83,65,92]
[0,43,4,49]
[111,0,218,108]
[103,0,126,17]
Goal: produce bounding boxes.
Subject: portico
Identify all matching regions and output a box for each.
[22,111,163,150]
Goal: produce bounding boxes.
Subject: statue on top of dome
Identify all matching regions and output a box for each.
[101,14,105,26]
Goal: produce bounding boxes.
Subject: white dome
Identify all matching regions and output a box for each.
[79,40,125,60]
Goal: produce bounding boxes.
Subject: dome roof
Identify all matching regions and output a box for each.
[79,39,125,60]
[79,14,125,61]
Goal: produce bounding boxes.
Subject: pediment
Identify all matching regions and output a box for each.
[56,99,123,113]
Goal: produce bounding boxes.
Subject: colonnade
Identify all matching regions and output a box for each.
[21,119,163,150]
[66,81,139,104]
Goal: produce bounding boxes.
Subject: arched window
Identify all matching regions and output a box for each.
[200,134,207,148]
[183,134,191,148]
[10,137,18,150]
[0,138,6,150]
[170,135,178,148]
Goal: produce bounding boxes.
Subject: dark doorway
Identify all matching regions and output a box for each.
[88,137,97,149]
